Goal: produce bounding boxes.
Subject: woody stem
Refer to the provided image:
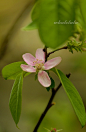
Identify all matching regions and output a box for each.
[33,47,70,132]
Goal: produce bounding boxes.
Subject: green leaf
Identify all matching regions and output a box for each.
[23,1,40,31]
[80,0,86,28]
[67,39,84,53]
[37,0,75,48]
[52,68,86,127]
[79,0,86,40]
[9,73,23,126]
[74,2,86,41]
[2,61,30,80]
[22,21,38,31]
[46,77,55,91]
[31,0,40,22]
[35,73,38,80]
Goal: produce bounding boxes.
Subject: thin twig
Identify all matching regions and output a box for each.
[33,90,55,132]
[43,46,48,62]
[47,46,68,58]
[33,73,71,132]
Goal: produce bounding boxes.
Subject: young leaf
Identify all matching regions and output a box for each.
[37,0,76,48]
[35,73,38,80]
[31,0,40,22]
[22,21,38,31]
[52,68,86,127]
[46,77,55,91]
[2,61,30,80]
[9,73,23,126]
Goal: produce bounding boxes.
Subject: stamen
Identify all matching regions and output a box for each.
[34,60,45,71]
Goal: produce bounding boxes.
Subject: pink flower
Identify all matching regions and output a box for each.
[21,48,62,87]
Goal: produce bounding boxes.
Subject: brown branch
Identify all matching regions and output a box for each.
[33,90,55,132]
[47,46,68,58]
[43,46,48,62]
[33,73,71,132]
[0,0,35,60]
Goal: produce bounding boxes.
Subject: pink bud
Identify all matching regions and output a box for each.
[51,128,57,132]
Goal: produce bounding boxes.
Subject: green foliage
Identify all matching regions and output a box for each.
[79,0,86,31]
[22,21,37,31]
[9,73,23,126]
[31,0,40,22]
[23,0,40,31]
[74,0,86,41]
[35,73,38,80]
[22,0,86,49]
[52,68,86,127]
[23,0,76,49]
[2,0,86,128]
[73,1,86,41]
[67,39,86,53]
[38,0,76,49]
[46,77,55,91]
[2,61,30,80]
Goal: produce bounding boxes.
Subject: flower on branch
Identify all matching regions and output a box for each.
[51,128,57,132]
[51,128,63,132]
[44,127,63,132]
[21,48,61,87]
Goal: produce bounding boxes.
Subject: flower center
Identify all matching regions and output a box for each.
[35,63,44,70]
[33,59,45,71]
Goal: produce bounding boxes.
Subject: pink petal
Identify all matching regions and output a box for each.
[21,64,36,72]
[44,57,62,70]
[35,48,45,62]
[22,53,36,66]
[38,71,51,87]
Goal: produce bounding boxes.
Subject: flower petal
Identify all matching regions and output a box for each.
[36,48,45,62]
[21,64,36,72]
[22,53,36,66]
[44,57,62,70]
[38,71,51,87]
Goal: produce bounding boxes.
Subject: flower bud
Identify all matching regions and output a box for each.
[51,128,57,132]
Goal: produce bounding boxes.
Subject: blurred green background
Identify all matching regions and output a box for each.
[0,0,86,132]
